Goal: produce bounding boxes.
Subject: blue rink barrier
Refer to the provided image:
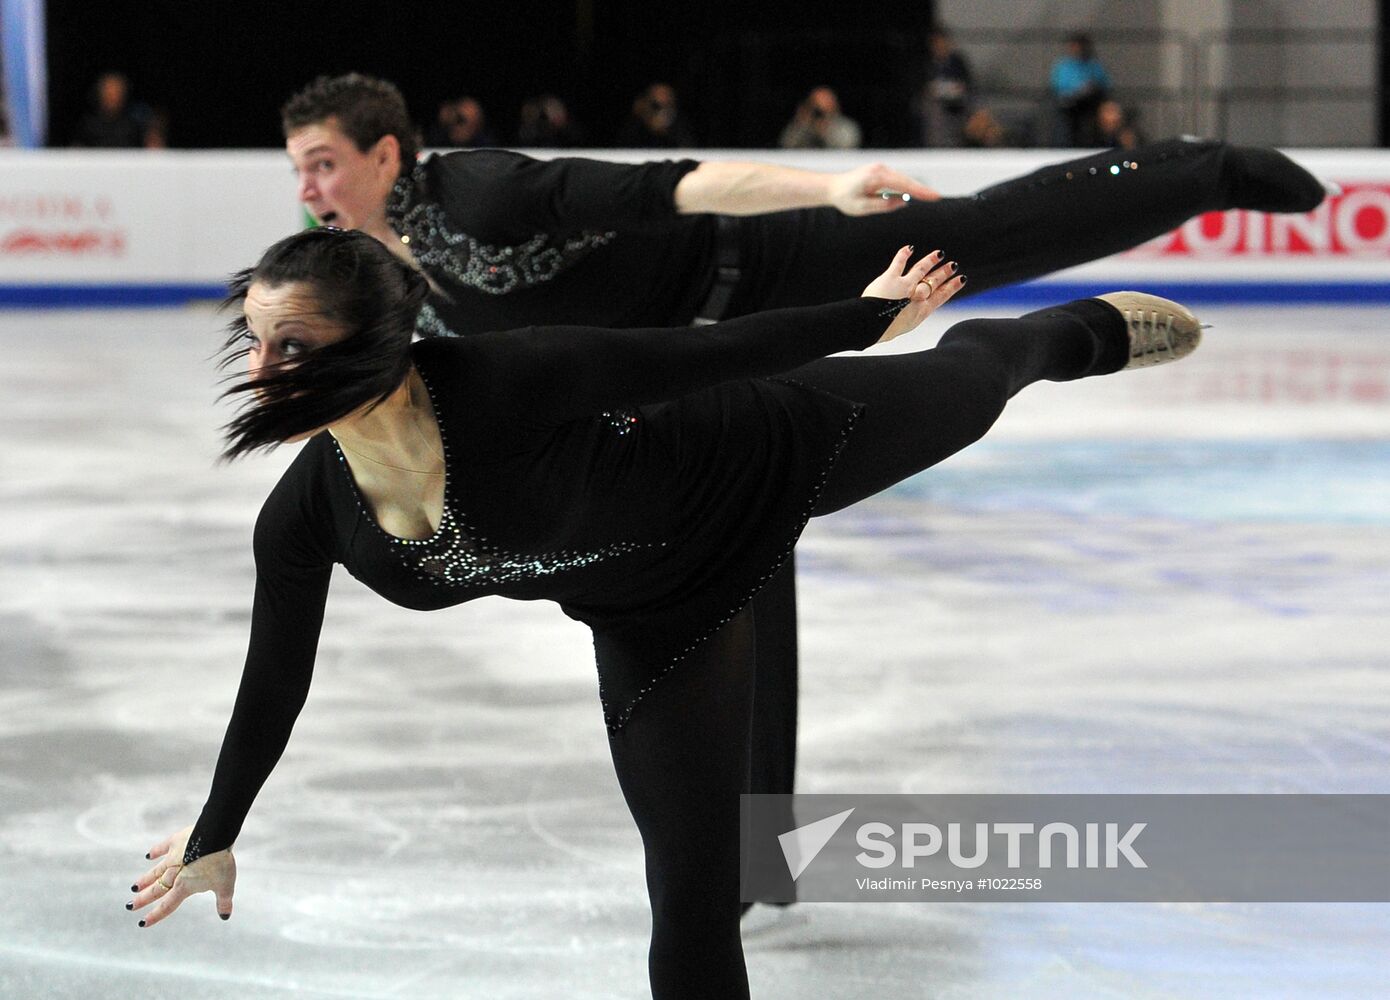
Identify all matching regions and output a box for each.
[0,283,228,307]
[1,281,1389,309]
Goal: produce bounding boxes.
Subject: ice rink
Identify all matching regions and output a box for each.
[2,300,1387,998]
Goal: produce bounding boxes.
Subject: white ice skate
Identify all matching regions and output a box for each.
[1096,291,1203,370]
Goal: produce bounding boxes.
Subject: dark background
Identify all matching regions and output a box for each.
[1382,0,1390,144]
[46,0,941,149]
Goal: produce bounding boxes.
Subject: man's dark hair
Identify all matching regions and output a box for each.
[281,73,419,176]
[218,228,429,460]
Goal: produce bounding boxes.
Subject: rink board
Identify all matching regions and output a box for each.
[0,148,1388,305]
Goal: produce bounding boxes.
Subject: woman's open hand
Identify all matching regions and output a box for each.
[128,825,237,927]
[863,246,966,344]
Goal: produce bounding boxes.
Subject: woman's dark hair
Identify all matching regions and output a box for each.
[281,73,419,177]
[217,227,429,460]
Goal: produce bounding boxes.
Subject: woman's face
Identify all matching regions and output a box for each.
[241,280,354,441]
[287,118,399,230]
[242,281,346,378]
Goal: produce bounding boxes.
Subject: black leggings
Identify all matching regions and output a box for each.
[737,137,1318,819]
[728,138,1240,312]
[606,299,1126,999]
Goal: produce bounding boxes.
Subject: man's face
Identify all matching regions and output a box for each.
[287,118,397,231]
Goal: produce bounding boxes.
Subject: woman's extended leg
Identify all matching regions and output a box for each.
[605,608,759,1000]
[731,138,1325,310]
[798,298,1137,515]
[729,139,1305,844]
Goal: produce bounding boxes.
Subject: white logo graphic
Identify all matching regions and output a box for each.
[778,808,856,880]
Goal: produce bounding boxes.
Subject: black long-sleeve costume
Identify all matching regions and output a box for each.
[391,138,1322,338]
[377,140,1325,923]
[189,284,1145,998]
[185,297,891,864]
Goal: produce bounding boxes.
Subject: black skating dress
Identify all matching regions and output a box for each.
[183,296,901,863]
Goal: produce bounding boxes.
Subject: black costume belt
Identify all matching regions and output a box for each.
[693,215,742,326]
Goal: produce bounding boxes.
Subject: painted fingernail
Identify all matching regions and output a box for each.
[906,244,914,252]
[138,920,146,928]
[220,913,231,921]
[125,902,133,911]
[130,884,139,892]
[960,275,969,285]
[145,853,151,860]
[949,261,958,273]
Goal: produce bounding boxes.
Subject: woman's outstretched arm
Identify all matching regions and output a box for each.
[129,479,333,927]
[463,247,966,424]
[183,534,331,863]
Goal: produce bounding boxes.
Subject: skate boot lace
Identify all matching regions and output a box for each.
[1128,309,1176,363]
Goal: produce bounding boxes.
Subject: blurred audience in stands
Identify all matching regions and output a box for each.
[779,86,862,149]
[1095,98,1143,150]
[71,72,164,148]
[917,27,973,147]
[515,94,588,148]
[58,45,1160,154]
[962,107,1007,148]
[425,97,497,148]
[616,83,697,148]
[1049,32,1113,146]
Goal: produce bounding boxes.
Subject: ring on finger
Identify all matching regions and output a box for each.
[157,874,175,891]
[920,278,935,294]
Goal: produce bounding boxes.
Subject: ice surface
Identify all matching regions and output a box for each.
[1,303,1386,998]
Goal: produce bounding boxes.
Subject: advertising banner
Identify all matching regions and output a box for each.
[0,148,1385,305]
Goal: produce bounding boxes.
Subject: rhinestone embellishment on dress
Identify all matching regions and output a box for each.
[334,367,660,592]
[414,301,455,338]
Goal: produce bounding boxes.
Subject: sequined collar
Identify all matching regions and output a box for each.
[384,161,426,230]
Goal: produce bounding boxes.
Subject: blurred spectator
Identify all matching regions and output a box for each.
[425,97,497,148]
[71,72,151,148]
[616,83,697,148]
[142,108,170,149]
[962,107,1007,148]
[515,94,587,148]
[1095,98,1143,150]
[1049,32,1112,146]
[779,86,861,150]
[918,27,973,147]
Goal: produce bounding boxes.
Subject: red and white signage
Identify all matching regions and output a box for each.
[0,147,1385,288]
[0,151,301,283]
[1136,184,1390,258]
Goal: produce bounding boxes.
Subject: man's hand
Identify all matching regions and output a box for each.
[828,164,941,216]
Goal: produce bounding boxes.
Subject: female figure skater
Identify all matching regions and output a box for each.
[130,227,1198,998]
[279,73,1328,839]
